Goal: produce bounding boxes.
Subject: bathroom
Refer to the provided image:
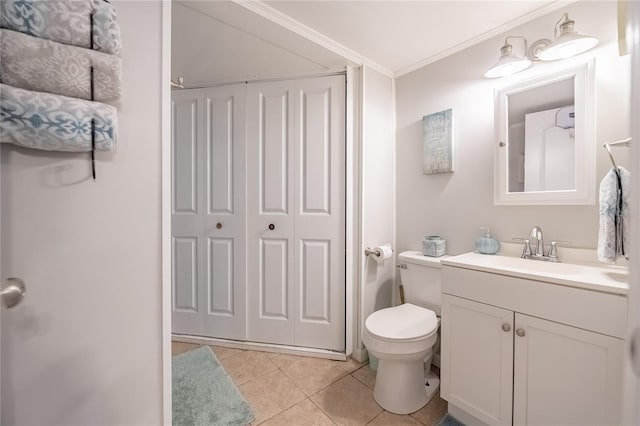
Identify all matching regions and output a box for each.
[0,0,639,425]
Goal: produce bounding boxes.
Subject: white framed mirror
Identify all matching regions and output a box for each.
[494,60,595,205]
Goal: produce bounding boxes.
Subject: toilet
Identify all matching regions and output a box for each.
[363,250,449,414]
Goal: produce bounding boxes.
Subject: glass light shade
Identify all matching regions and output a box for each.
[485,52,532,78]
[539,17,598,61]
[538,32,598,60]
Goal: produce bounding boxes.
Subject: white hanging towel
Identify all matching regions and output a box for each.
[598,166,630,263]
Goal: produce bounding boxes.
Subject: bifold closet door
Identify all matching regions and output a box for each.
[246,75,346,351]
[171,85,247,340]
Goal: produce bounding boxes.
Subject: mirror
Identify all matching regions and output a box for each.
[494,61,595,205]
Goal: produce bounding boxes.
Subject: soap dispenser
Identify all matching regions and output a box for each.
[475,227,501,255]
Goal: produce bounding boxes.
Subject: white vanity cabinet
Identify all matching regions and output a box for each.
[441,258,627,426]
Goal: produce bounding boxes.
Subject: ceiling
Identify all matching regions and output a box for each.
[263,0,561,75]
[173,0,568,85]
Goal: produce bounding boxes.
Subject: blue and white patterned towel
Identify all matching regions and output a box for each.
[0,29,122,102]
[598,166,630,263]
[0,0,121,55]
[0,84,117,152]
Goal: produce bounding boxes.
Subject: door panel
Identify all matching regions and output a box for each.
[171,85,246,340]
[260,238,289,319]
[261,91,290,214]
[208,238,233,315]
[173,98,198,214]
[513,313,624,425]
[247,81,295,344]
[171,89,204,335]
[201,85,246,340]
[441,294,513,426]
[173,237,198,313]
[293,76,345,351]
[300,239,330,322]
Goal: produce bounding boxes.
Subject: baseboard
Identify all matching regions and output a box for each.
[172,334,347,361]
[448,404,487,426]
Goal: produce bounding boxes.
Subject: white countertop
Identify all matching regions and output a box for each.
[441,251,629,296]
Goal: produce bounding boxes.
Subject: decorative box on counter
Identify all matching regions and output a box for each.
[422,236,446,257]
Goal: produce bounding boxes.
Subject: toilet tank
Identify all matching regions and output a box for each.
[398,251,451,315]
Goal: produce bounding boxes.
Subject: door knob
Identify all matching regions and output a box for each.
[268,224,275,230]
[502,323,511,332]
[1,277,26,309]
[516,328,526,337]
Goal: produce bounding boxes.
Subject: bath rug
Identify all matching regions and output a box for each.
[0,29,122,102]
[173,346,254,426]
[0,84,117,152]
[437,413,466,426]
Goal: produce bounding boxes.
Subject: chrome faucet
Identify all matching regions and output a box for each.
[513,226,572,262]
[529,226,545,257]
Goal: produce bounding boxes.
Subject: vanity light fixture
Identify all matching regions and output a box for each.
[538,13,598,61]
[485,13,598,78]
[484,36,532,78]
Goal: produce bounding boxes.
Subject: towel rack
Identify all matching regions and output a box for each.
[603,137,632,170]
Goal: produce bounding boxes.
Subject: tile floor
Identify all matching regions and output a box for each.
[172,341,448,425]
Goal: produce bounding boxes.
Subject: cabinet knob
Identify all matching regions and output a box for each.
[502,323,511,332]
[268,224,275,231]
[216,223,222,229]
[516,328,526,337]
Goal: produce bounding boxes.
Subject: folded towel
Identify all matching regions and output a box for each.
[0,29,122,102]
[0,0,121,55]
[598,166,630,263]
[0,84,117,152]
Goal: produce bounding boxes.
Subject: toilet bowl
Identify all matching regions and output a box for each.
[363,303,438,414]
[363,251,449,414]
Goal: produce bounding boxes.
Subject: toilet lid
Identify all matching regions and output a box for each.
[365,303,437,341]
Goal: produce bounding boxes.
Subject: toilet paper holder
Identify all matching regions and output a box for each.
[364,246,394,257]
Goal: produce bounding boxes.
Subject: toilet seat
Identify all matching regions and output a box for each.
[365,303,437,342]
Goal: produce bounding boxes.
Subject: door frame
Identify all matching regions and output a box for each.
[160,2,362,423]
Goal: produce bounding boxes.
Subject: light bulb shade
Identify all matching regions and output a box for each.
[485,52,532,78]
[539,17,598,61]
[538,32,598,60]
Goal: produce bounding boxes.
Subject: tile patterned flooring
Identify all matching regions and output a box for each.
[172,342,448,425]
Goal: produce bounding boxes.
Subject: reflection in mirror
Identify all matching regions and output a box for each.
[494,61,595,205]
[508,78,575,192]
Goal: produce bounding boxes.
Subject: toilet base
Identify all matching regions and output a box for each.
[373,357,430,414]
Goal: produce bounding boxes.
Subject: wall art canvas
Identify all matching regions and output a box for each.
[423,108,454,174]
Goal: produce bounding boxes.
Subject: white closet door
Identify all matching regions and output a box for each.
[200,85,247,340]
[246,81,295,345]
[171,85,247,340]
[293,75,345,351]
[172,89,204,335]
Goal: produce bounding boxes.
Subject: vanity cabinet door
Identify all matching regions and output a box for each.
[513,313,624,426]
[442,294,514,426]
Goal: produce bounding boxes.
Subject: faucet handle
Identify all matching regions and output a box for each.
[548,240,572,258]
[512,238,531,257]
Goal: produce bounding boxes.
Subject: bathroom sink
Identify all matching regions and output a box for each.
[442,252,629,295]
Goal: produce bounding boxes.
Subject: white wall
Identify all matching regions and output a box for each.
[0,1,164,424]
[358,66,395,358]
[395,1,630,255]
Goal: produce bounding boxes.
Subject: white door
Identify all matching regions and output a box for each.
[292,76,345,351]
[441,294,514,426]
[513,313,624,426]
[171,84,247,340]
[246,80,295,345]
[246,75,345,350]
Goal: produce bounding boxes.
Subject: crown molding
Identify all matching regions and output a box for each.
[232,0,394,78]
[395,0,578,78]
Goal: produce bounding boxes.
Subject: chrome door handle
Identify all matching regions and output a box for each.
[1,277,26,308]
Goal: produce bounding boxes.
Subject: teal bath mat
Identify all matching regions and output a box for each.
[437,413,466,426]
[173,346,254,426]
